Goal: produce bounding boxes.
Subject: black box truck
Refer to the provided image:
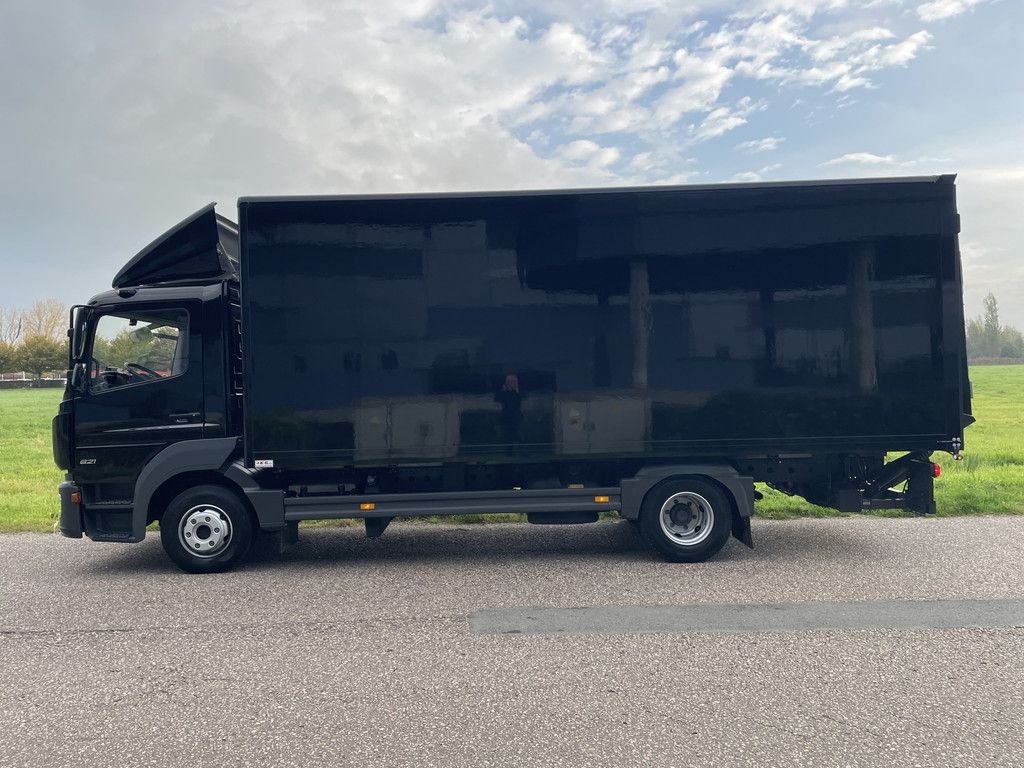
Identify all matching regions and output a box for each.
[53,176,973,572]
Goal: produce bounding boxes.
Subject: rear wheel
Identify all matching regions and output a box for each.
[160,485,254,573]
[639,477,733,563]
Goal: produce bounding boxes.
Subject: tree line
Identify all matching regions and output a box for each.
[1,299,177,379]
[0,299,68,377]
[966,293,1024,360]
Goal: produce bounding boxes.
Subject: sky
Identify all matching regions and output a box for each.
[2,0,1022,326]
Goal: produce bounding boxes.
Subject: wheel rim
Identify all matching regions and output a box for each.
[659,491,714,547]
[178,504,232,558]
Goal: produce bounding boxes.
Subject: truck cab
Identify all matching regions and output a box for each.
[54,206,244,547]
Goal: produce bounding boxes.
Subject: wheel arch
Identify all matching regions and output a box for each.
[146,471,253,527]
[131,437,243,540]
[621,465,755,549]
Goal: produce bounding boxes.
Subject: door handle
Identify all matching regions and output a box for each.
[170,411,201,423]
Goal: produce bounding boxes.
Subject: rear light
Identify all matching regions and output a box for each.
[933,463,941,478]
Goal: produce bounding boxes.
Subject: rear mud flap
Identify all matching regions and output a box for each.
[732,514,754,549]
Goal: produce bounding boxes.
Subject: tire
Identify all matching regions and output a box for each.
[160,484,254,574]
[639,477,733,563]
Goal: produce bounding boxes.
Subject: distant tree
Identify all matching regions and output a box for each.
[15,335,67,378]
[21,298,67,340]
[966,316,984,356]
[0,306,22,345]
[982,292,1000,355]
[0,341,16,373]
[967,293,1024,359]
[999,326,1024,358]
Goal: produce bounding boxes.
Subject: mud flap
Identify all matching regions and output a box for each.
[732,514,754,549]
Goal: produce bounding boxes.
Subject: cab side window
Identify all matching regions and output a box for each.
[89,309,189,392]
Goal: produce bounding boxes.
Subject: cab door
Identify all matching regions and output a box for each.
[73,303,204,504]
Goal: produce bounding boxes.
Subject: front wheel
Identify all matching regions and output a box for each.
[639,478,733,563]
[160,485,254,573]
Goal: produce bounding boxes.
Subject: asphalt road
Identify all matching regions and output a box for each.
[2,516,1023,768]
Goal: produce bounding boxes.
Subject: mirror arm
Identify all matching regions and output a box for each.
[70,362,87,393]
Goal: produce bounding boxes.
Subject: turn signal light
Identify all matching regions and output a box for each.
[933,463,941,478]
[359,502,376,511]
[594,495,610,503]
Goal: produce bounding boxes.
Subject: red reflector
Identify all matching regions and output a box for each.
[933,463,941,478]
[70,491,82,504]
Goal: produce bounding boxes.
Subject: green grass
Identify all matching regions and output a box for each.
[929,366,1024,516]
[2,366,1022,532]
[0,389,65,532]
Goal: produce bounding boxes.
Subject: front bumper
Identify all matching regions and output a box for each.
[58,481,83,538]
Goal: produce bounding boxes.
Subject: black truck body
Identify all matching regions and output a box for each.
[53,176,973,572]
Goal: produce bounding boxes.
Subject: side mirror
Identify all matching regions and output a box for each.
[70,306,85,361]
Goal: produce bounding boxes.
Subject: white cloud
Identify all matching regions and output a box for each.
[834,73,872,91]
[819,152,962,170]
[692,97,763,140]
[629,152,656,172]
[560,139,602,162]
[654,48,734,125]
[850,30,932,70]
[558,139,621,170]
[731,162,783,182]
[807,27,895,62]
[917,0,988,22]
[696,108,748,139]
[736,137,785,153]
[708,15,932,93]
[820,152,897,166]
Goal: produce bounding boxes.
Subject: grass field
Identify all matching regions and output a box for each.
[0,388,65,532]
[1,367,1022,532]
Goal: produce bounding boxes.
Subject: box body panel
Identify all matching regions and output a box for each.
[239,178,968,470]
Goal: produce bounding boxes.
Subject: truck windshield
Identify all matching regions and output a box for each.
[88,309,189,392]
